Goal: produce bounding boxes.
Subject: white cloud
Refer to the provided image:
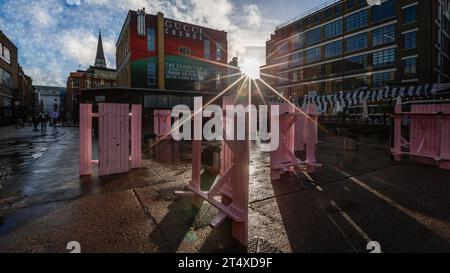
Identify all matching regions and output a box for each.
[66,0,81,6]
[245,4,261,28]
[60,30,115,68]
[0,0,280,85]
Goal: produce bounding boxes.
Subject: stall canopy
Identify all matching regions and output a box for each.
[295,83,450,112]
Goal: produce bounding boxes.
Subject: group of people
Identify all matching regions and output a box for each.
[32,112,55,132]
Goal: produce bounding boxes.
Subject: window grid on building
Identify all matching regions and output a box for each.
[345,54,368,71]
[373,48,396,67]
[325,40,343,58]
[373,71,395,87]
[346,10,368,32]
[404,57,417,75]
[306,47,322,63]
[403,5,417,24]
[403,31,417,49]
[372,0,396,23]
[324,20,343,39]
[372,24,396,46]
[305,28,322,47]
[345,33,368,52]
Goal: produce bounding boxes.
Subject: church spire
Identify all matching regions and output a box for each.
[94,29,107,69]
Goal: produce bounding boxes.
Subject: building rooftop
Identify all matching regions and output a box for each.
[0,30,18,49]
[276,0,341,30]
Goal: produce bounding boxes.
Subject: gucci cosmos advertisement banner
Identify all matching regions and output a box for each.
[130,13,227,91]
[164,18,227,91]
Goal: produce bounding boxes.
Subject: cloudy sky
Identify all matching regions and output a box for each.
[0,0,322,85]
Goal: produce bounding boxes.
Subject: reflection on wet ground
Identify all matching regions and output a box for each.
[0,130,66,190]
[1,127,450,252]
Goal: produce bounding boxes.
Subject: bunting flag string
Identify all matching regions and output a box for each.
[295,83,449,112]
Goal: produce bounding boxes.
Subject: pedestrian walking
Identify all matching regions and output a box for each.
[32,113,39,131]
[40,112,48,132]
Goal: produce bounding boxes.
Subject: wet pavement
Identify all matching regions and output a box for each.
[0,127,449,253]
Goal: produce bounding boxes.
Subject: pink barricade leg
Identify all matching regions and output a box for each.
[294,115,305,152]
[190,139,203,208]
[131,105,142,169]
[230,136,249,245]
[161,110,172,138]
[153,110,160,137]
[79,104,92,176]
[98,104,108,176]
[305,103,318,173]
[175,96,249,246]
[392,104,402,162]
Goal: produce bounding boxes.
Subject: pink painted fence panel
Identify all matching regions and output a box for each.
[79,103,142,176]
[270,103,321,180]
[154,110,172,138]
[391,103,450,170]
[99,103,130,176]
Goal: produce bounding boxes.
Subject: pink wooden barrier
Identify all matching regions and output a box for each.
[270,103,322,180]
[294,104,319,152]
[175,96,250,245]
[391,103,450,170]
[79,103,142,176]
[154,110,172,139]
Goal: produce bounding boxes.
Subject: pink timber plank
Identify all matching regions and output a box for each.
[79,104,92,176]
[131,105,142,169]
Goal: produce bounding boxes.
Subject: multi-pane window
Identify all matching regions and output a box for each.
[147,62,156,86]
[306,47,321,63]
[373,48,396,67]
[345,54,368,71]
[372,0,396,23]
[279,55,290,70]
[147,29,155,52]
[0,42,11,64]
[290,53,303,67]
[277,72,289,85]
[403,31,417,49]
[305,65,322,79]
[204,39,210,59]
[305,28,322,47]
[325,40,342,58]
[278,41,289,55]
[372,24,395,46]
[345,33,368,52]
[290,34,303,50]
[345,76,368,90]
[292,71,298,82]
[72,80,80,88]
[403,57,417,75]
[324,20,342,39]
[325,60,343,75]
[403,5,417,24]
[347,0,355,9]
[347,0,365,9]
[325,8,333,19]
[373,71,395,87]
[0,67,12,87]
[216,43,222,61]
[346,10,368,32]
